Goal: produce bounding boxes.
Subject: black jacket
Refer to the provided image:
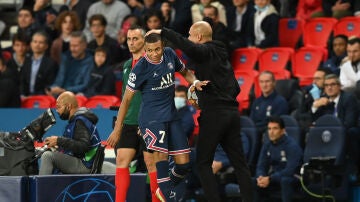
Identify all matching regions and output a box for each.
[20,56,58,96]
[161,28,240,111]
[57,108,99,157]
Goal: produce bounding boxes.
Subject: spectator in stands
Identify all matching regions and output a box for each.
[296,0,323,21]
[168,0,193,36]
[174,85,195,139]
[203,5,229,50]
[272,0,298,18]
[321,0,353,19]
[312,74,358,130]
[20,32,58,96]
[33,0,57,28]
[324,35,348,76]
[84,0,131,41]
[340,37,360,93]
[46,31,93,97]
[226,0,255,50]
[191,0,227,26]
[7,33,29,73]
[128,0,162,18]
[39,91,102,175]
[297,68,331,130]
[87,14,121,65]
[50,11,81,65]
[249,0,280,48]
[144,9,164,31]
[311,74,359,174]
[58,0,92,29]
[250,71,289,135]
[354,0,360,16]
[0,57,21,107]
[160,1,175,29]
[253,116,302,202]
[80,47,115,97]
[16,7,40,40]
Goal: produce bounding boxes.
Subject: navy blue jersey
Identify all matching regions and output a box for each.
[127,47,185,126]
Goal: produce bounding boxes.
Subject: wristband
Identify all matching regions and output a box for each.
[193,80,200,86]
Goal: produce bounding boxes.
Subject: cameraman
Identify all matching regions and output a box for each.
[39,91,101,175]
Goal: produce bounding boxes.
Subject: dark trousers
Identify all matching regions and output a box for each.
[252,176,298,202]
[195,108,253,202]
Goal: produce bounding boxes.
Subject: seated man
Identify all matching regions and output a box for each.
[253,116,303,202]
[39,91,101,174]
[46,31,93,97]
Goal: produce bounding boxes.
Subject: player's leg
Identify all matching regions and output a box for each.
[220,110,253,202]
[169,119,191,186]
[114,124,139,202]
[141,123,175,202]
[142,148,160,202]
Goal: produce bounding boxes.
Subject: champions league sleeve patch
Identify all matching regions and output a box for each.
[128,73,136,88]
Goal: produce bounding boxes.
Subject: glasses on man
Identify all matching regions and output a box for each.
[324,82,339,88]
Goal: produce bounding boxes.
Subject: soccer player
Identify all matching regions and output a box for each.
[108,25,159,202]
[107,32,208,201]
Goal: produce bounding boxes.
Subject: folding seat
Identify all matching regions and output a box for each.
[275,79,303,115]
[258,47,294,80]
[85,95,120,108]
[303,17,338,48]
[278,18,305,48]
[302,114,349,200]
[234,70,256,112]
[21,95,56,108]
[292,46,325,87]
[231,48,262,72]
[333,16,360,38]
[239,116,260,172]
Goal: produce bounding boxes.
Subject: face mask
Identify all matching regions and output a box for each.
[254,5,268,12]
[174,97,186,110]
[59,107,70,120]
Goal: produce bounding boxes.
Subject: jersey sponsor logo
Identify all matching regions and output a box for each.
[151,73,174,90]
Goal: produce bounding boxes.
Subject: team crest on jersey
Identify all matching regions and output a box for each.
[129,73,136,82]
[167,63,174,70]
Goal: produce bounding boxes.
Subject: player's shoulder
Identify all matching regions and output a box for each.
[164,47,176,56]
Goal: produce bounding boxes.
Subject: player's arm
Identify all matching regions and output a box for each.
[107,88,136,147]
[179,68,209,91]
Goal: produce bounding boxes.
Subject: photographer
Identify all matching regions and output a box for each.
[39,91,101,175]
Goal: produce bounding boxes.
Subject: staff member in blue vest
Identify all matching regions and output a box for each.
[39,91,101,175]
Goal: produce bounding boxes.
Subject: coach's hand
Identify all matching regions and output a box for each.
[145,29,162,36]
[107,130,121,148]
[44,136,58,148]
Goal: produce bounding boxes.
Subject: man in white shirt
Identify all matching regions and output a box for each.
[339,37,360,92]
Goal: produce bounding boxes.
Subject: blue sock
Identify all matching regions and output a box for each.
[170,163,190,186]
[156,160,176,201]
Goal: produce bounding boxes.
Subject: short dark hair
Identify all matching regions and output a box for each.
[175,85,188,94]
[32,31,49,44]
[70,31,87,43]
[19,7,34,18]
[324,74,341,85]
[333,34,348,43]
[145,33,162,43]
[89,14,107,26]
[317,67,332,75]
[268,116,285,129]
[95,46,107,55]
[348,37,360,45]
[12,33,29,45]
[128,25,146,36]
[259,70,275,82]
[204,5,219,16]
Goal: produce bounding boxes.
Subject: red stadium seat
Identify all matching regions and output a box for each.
[21,95,56,108]
[85,95,120,108]
[258,47,293,80]
[333,17,360,38]
[292,46,325,87]
[231,48,262,72]
[234,70,257,112]
[278,18,305,48]
[175,72,190,87]
[303,17,337,48]
[75,95,88,107]
[1,51,12,62]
